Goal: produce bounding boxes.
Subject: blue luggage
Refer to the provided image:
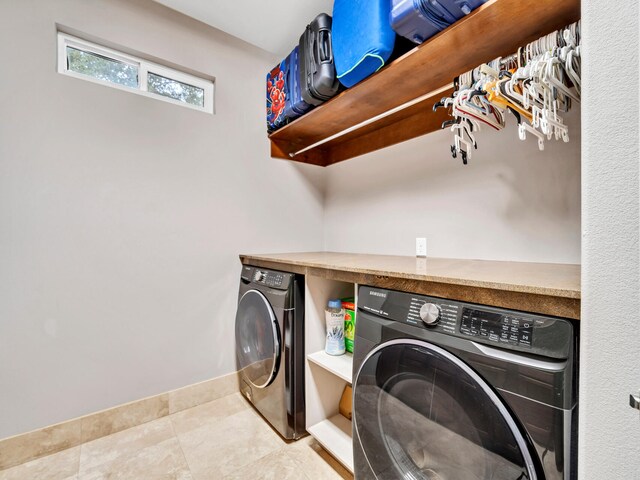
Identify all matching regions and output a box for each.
[267,47,314,133]
[390,0,488,45]
[266,57,289,132]
[332,0,396,88]
[439,0,488,17]
[284,46,314,119]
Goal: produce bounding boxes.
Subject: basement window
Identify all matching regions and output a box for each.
[57,33,214,114]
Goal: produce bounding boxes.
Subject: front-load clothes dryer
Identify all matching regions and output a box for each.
[353,285,578,480]
[235,265,305,440]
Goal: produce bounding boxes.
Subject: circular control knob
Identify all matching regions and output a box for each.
[420,303,441,326]
[254,271,266,282]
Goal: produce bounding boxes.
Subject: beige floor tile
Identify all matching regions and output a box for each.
[223,448,299,480]
[285,437,353,480]
[0,419,82,470]
[173,407,285,478]
[170,393,250,435]
[169,381,217,415]
[78,417,191,479]
[210,373,240,401]
[169,373,240,414]
[80,394,169,443]
[1,393,352,480]
[0,446,80,480]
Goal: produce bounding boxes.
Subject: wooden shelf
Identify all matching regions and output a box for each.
[307,350,353,384]
[269,0,580,167]
[307,414,354,473]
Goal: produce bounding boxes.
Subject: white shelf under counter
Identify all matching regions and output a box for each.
[307,350,353,384]
[307,414,354,473]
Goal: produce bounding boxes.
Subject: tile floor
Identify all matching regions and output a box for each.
[0,393,353,480]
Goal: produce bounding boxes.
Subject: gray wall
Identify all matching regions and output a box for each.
[324,110,581,263]
[0,0,325,438]
[579,0,640,477]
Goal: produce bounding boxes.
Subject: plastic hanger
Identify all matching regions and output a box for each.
[434,21,580,163]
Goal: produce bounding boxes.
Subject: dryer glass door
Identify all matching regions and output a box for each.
[235,289,281,389]
[354,339,539,480]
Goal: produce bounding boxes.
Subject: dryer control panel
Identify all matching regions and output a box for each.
[241,265,292,290]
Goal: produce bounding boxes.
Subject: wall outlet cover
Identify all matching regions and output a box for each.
[416,237,427,257]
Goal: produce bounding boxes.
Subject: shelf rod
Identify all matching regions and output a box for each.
[289,83,454,158]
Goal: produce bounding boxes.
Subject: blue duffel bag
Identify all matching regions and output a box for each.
[332,0,396,88]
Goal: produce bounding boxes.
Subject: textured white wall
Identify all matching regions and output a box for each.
[579,0,640,477]
[0,0,325,438]
[324,109,581,264]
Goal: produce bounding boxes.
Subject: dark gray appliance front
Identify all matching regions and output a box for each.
[352,285,578,480]
[235,265,305,440]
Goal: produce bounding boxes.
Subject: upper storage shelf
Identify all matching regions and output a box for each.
[268,0,580,167]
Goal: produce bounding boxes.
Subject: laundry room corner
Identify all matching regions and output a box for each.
[0,0,325,441]
[2,0,640,478]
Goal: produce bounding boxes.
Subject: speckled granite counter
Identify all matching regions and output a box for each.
[239,252,581,319]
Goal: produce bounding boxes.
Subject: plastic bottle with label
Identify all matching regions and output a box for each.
[325,299,345,356]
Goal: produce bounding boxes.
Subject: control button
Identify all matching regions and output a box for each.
[518,325,533,347]
[519,331,532,346]
[420,303,441,326]
[254,271,266,282]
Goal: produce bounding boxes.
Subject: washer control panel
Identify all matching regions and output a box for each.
[358,285,574,359]
[253,269,285,288]
[460,308,535,348]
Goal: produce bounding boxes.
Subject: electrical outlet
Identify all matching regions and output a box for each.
[416,237,427,257]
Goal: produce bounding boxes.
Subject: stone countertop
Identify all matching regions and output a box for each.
[238,252,581,319]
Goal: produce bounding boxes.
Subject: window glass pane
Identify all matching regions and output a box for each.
[147,72,204,107]
[66,46,138,88]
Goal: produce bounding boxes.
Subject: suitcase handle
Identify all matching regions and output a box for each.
[305,27,315,76]
[416,0,455,30]
[315,28,333,64]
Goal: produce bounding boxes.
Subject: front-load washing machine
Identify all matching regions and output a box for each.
[353,285,578,480]
[235,265,305,440]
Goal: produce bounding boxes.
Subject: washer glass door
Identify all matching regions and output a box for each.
[354,339,538,480]
[235,289,281,389]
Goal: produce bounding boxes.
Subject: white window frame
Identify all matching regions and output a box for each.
[57,33,214,114]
